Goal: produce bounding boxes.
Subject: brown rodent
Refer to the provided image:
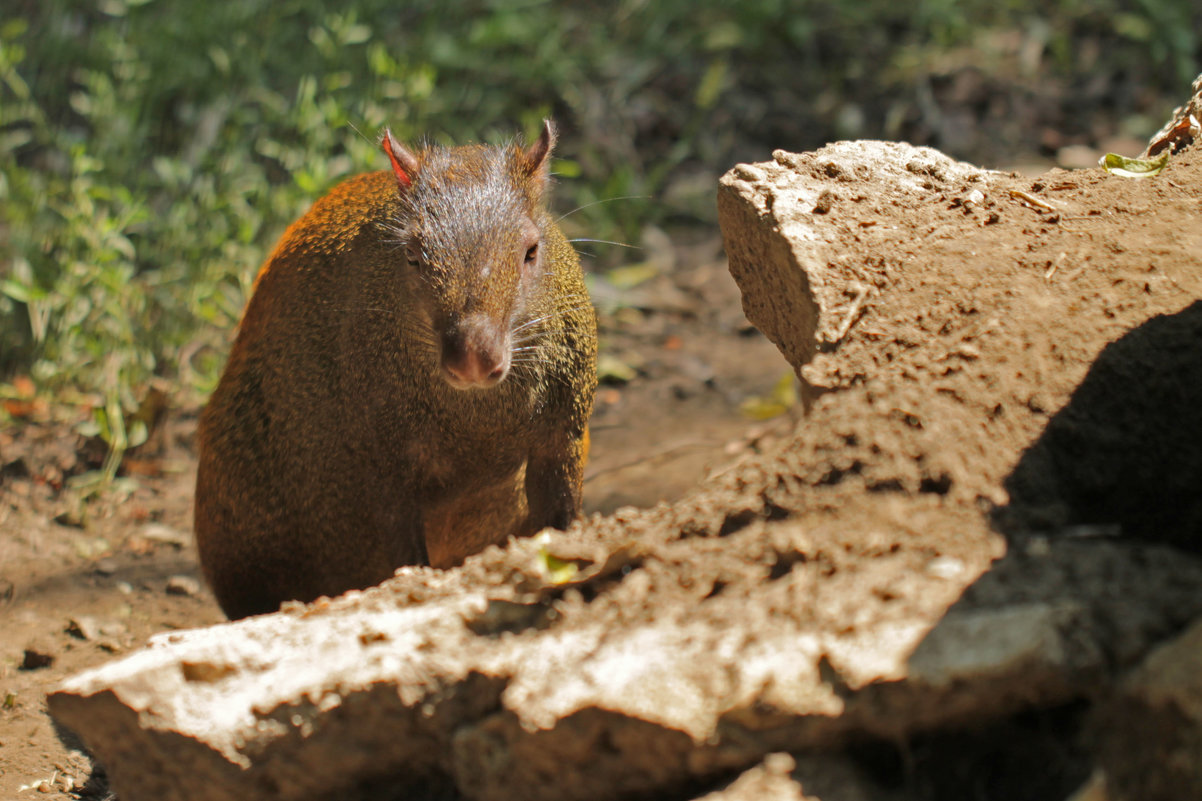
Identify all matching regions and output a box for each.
[194,120,597,619]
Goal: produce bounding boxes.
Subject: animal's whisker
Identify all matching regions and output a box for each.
[569,238,639,250]
[556,195,648,223]
[345,120,373,146]
[512,301,593,335]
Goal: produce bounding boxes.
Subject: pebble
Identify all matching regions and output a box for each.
[139,523,190,547]
[166,575,201,597]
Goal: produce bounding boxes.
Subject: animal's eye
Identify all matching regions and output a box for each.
[524,243,539,264]
[406,244,421,266]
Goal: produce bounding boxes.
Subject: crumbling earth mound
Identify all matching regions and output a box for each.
[48,78,1202,801]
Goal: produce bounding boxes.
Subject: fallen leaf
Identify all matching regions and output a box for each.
[605,262,660,290]
[739,371,798,420]
[536,547,580,584]
[597,353,638,385]
[12,375,35,397]
[1098,151,1169,178]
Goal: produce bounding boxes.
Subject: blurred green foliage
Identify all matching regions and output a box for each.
[1,0,1198,412]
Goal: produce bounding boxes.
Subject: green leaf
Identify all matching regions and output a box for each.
[596,353,638,384]
[126,418,149,449]
[92,406,113,442]
[739,371,798,420]
[606,263,659,290]
[1098,152,1169,178]
[537,547,579,584]
[695,58,729,110]
[67,470,107,492]
[342,24,372,45]
[0,279,46,303]
[75,419,102,438]
[552,157,582,179]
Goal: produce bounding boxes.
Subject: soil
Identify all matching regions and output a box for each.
[3,134,1202,799]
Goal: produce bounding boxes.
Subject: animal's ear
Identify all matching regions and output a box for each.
[521,119,557,183]
[381,128,420,189]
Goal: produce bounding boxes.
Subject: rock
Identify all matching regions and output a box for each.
[692,753,900,801]
[66,616,102,641]
[139,522,190,547]
[694,754,807,801]
[1094,615,1202,801]
[53,508,86,529]
[92,558,119,576]
[1066,771,1109,801]
[45,480,1202,801]
[717,141,996,374]
[1145,71,1201,156]
[47,551,947,801]
[165,575,201,597]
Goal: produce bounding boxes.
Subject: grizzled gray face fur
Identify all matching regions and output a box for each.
[382,126,554,389]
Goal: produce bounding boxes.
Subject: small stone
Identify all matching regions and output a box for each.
[165,575,202,597]
[139,523,189,547]
[93,559,119,576]
[54,508,87,528]
[67,616,101,641]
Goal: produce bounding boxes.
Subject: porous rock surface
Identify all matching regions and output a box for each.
[1095,616,1202,800]
[50,121,1202,799]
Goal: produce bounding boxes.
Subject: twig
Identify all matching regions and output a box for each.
[1009,189,1058,212]
[584,439,722,483]
[819,282,870,351]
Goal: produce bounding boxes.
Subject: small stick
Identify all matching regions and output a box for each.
[821,282,870,350]
[1009,189,1057,212]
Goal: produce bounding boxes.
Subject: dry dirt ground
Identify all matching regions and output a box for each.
[2,133,1201,798]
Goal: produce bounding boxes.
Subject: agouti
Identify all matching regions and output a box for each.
[194,121,597,619]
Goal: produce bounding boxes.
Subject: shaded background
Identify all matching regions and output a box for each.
[1,0,1199,412]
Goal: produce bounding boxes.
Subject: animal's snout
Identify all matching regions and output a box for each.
[440,313,510,389]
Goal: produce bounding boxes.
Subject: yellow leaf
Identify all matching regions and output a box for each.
[537,547,579,584]
[739,371,797,420]
[1098,152,1169,178]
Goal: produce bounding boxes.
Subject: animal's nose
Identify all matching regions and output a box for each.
[441,314,510,389]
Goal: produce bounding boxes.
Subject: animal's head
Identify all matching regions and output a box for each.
[381,121,557,389]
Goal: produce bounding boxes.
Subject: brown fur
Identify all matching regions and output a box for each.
[194,122,597,619]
